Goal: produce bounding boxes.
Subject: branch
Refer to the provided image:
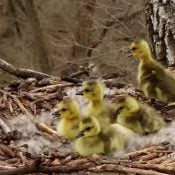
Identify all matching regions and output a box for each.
[25,0,51,74]
[88,8,143,56]
[0,57,52,80]
[0,160,170,175]
[0,144,15,158]
[0,57,85,84]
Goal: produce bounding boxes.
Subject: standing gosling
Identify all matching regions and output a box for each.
[75,116,125,156]
[77,80,116,134]
[130,39,175,103]
[115,96,166,135]
[54,97,80,140]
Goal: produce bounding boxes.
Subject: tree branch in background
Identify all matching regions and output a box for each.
[67,0,96,74]
[24,0,51,74]
[0,57,84,84]
[7,0,21,37]
[88,8,143,57]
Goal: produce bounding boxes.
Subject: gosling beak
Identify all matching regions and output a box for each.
[52,110,60,118]
[76,131,84,138]
[76,90,84,96]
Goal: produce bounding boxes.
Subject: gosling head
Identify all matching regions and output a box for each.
[130,39,152,60]
[54,97,80,119]
[76,80,104,101]
[114,95,139,115]
[76,117,100,138]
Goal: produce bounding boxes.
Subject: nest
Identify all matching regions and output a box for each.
[0,67,175,174]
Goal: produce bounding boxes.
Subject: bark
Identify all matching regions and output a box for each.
[146,0,175,66]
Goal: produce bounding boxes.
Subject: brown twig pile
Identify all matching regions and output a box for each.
[0,78,76,118]
[0,138,175,175]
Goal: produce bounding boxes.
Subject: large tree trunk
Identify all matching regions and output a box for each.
[146,0,175,66]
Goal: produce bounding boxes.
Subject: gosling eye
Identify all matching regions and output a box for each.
[86,127,91,131]
[84,89,91,93]
[131,47,137,51]
[61,108,67,112]
[118,106,124,111]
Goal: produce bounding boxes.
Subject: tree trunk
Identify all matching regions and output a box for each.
[145,0,175,66]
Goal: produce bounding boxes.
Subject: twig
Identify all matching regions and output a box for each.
[89,164,168,175]
[122,146,157,159]
[130,163,175,174]
[0,159,38,175]
[141,153,159,161]
[87,8,143,56]
[103,71,127,79]
[34,122,64,140]
[0,159,91,175]
[0,165,16,170]
[29,83,75,93]
[61,77,82,84]
[7,100,14,113]
[69,69,89,78]
[0,89,32,116]
[0,144,14,158]
[149,153,175,164]
[0,118,11,134]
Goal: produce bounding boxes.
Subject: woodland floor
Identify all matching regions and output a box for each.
[0,72,175,175]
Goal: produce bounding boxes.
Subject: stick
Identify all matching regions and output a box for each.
[0,144,14,158]
[103,71,127,79]
[0,159,91,175]
[141,153,159,161]
[89,164,168,175]
[0,118,11,134]
[0,58,52,80]
[130,163,175,174]
[61,77,82,84]
[122,146,157,159]
[149,153,175,164]
[29,83,75,93]
[0,89,33,117]
[69,69,89,78]
[34,122,62,138]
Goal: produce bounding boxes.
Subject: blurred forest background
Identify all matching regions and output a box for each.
[0,0,146,85]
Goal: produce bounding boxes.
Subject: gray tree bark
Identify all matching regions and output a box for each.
[145,0,175,66]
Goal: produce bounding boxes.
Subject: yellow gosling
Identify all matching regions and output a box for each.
[131,39,175,103]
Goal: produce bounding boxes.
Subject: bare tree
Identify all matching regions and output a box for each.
[25,0,51,74]
[60,0,96,75]
[0,0,146,85]
[0,0,51,85]
[146,0,175,66]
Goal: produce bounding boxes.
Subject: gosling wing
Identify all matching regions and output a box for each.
[141,64,175,102]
